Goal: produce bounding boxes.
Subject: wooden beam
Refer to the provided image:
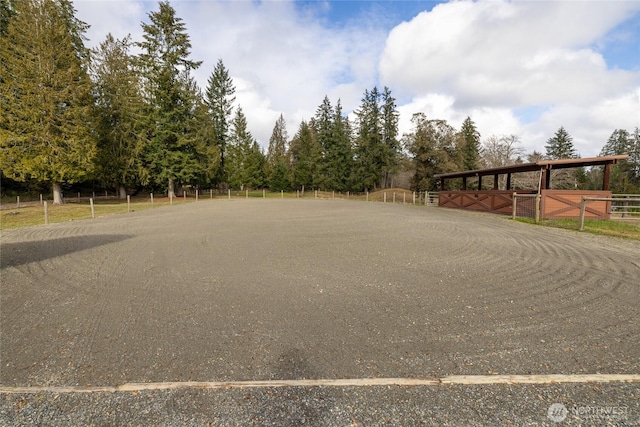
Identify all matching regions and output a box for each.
[603,163,611,191]
[493,174,499,190]
[544,169,551,190]
[478,175,482,190]
[462,176,467,190]
[506,173,511,190]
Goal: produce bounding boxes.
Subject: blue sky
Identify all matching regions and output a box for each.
[75,0,640,157]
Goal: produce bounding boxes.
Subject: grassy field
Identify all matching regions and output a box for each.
[516,217,640,240]
[0,197,180,230]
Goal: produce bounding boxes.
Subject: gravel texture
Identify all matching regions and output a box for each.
[1,199,639,425]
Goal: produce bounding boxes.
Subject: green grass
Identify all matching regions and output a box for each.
[515,217,640,240]
[0,197,186,230]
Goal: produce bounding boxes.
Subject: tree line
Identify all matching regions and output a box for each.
[1,0,639,203]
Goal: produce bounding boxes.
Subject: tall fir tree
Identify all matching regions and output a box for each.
[136,1,203,197]
[0,0,95,203]
[458,116,481,170]
[352,87,399,191]
[328,100,353,191]
[599,128,640,193]
[313,96,333,189]
[289,120,321,191]
[545,126,577,159]
[226,107,264,189]
[266,114,290,191]
[204,58,235,186]
[544,126,581,189]
[380,86,400,188]
[91,33,146,198]
[353,87,383,191]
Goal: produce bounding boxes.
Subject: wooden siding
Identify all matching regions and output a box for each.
[439,189,612,219]
[438,190,529,215]
[541,190,611,220]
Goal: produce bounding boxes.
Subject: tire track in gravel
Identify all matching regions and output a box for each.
[2,200,639,386]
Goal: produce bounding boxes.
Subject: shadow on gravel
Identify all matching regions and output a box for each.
[0,234,133,269]
[248,348,336,425]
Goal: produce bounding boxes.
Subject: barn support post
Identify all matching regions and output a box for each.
[493,174,499,190]
[603,163,612,191]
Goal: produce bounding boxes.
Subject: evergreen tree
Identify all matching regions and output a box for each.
[204,58,235,186]
[91,33,146,198]
[352,86,399,191]
[289,120,321,191]
[313,95,336,190]
[353,88,383,191]
[0,0,95,203]
[227,107,264,189]
[328,100,353,191]
[265,114,290,191]
[599,128,640,193]
[458,116,481,170]
[380,86,400,188]
[545,126,577,159]
[136,1,203,197]
[544,127,581,189]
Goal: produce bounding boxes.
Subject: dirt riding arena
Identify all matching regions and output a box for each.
[1,199,639,425]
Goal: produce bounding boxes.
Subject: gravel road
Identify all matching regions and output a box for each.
[1,199,639,425]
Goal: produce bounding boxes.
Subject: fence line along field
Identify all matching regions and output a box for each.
[1,199,639,424]
[0,189,440,230]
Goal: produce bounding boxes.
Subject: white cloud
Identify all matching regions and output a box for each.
[75,0,640,158]
[380,0,640,156]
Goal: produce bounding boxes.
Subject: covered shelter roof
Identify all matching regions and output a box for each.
[433,155,629,191]
[433,155,629,180]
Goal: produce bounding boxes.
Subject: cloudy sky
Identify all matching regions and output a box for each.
[75,0,640,157]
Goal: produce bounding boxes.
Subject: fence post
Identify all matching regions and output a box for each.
[579,197,587,231]
[366,191,369,202]
[384,192,387,203]
[512,192,517,220]
[393,192,396,203]
[281,190,284,199]
[535,193,541,224]
[90,198,95,218]
[228,189,231,200]
[315,190,318,199]
[151,193,154,207]
[196,189,199,201]
[263,189,266,198]
[347,191,350,199]
[403,192,406,204]
[246,189,249,199]
[170,192,173,205]
[183,191,186,202]
[44,201,49,225]
[210,189,213,199]
[413,192,416,205]
[17,196,20,208]
[332,191,335,200]
[127,195,131,213]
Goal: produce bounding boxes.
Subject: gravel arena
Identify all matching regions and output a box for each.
[1,199,639,426]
